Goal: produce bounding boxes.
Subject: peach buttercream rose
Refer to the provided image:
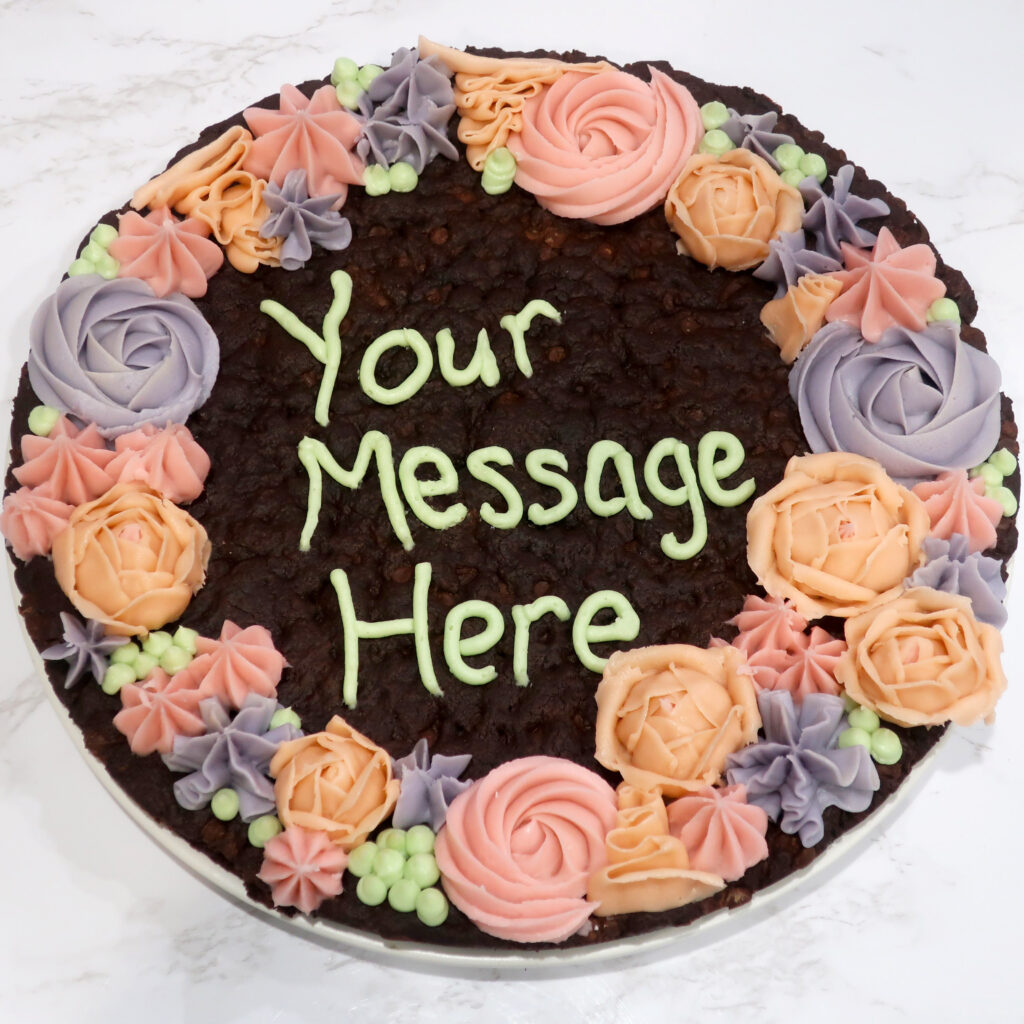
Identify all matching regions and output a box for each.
[595,644,760,797]
[269,716,399,849]
[665,149,803,271]
[747,452,929,621]
[835,586,1006,727]
[51,481,209,637]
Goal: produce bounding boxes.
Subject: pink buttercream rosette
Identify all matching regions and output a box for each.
[257,826,347,915]
[508,68,702,225]
[435,755,618,943]
[12,416,118,506]
[112,667,206,755]
[108,422,211,505]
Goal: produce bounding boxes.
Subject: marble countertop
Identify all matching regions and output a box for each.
[2,1,1022,1019]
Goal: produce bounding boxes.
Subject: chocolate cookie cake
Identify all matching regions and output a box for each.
[4,40,1016,953]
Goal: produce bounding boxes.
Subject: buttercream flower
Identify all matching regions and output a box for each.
[508,67,703,226]
[435,756,617,943]
[0,487,72,561]
[269,715,398,849]
[51,481,210,636]
[835,586,1006,727]
[594,644,760,797]
[665,149,803,271]
[108,422,211,505]
[760,274,842,364]
[27,274,220,439]
[747,452,929,620]
[257,827,347,915]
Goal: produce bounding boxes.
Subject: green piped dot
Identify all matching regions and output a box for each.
[404,852,440,889]
[110,641,139,666]
[372,847,406,887]
[699,100,729,131]
[90,223,119,249]
[415,887,449,926]
[347,841,378,878]
[364,165,391,196]
[991,485,1018,518]
[773,143,805,171]
[870,728,903,765]
[405,824,435,855]
[331,57,359,85]
[160,645,192,675]
[101,662,136,695]
[842,693,860,714]
[388,162,418,193]
[269,707,301,730]
[211,788,239,821]
[481,147,517,195]
[27,405,60,437]
[247,815,282,848]
[356,874,388,906]
[377,828,408,854]
[990,448,1018,477]
[926,297,961,324]
[67,258,94,277]
[132,651,158,680]
[357,64,384,91]
[847,706,880,734]
[780,168,806,189]
[81,240,106,264]
[838,726,872,751]
[798,152,827,183]
[335,80,362,111]
[388,878,421,913]
[95,253,120,280]
[172,626,198,654]
[975,463,1003,488]
[698,129,735,157]
[142,630,173,658]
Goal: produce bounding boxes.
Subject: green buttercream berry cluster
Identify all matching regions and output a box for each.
[363,162,419,196]
[773,143,827,188]
[970,448,1018,517]
[68,223,119,280]
[331,56,383,110]
[347,825,449,926]
[698,102,734,157]
[838,698,902,765]
[101,626,198,694]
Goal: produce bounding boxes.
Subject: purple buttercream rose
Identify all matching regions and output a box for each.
[28,274,219,438]
[163,695,302,821]
[909,534,1008,628]
[355,47,458,173]
[789,320,1002,484]
[726,690,879,847]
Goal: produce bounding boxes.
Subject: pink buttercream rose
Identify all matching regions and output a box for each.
[746,452,929,620]
[665,149,803,271]
[269,716,398,849]
[435,756,618,943]
[508,68,703,225]
[835,586,1006,727]
[51,482,210,637]
[594,644,761,797]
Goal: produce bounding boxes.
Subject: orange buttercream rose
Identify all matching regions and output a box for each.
[51,482,209,637]
[595,644,760,797]
[665,149,803,271]
[835,587,1006,727]
[269,716,399,849]
[747,452,928,620]
[760,274,843,364]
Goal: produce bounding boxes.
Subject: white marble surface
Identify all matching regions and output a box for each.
[2,1,1023,1019]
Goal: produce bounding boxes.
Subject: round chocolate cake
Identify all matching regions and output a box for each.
[4,40,1017,953]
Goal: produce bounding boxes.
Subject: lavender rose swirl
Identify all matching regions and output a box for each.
[28,274,219,438]
[789,320,1001,484]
